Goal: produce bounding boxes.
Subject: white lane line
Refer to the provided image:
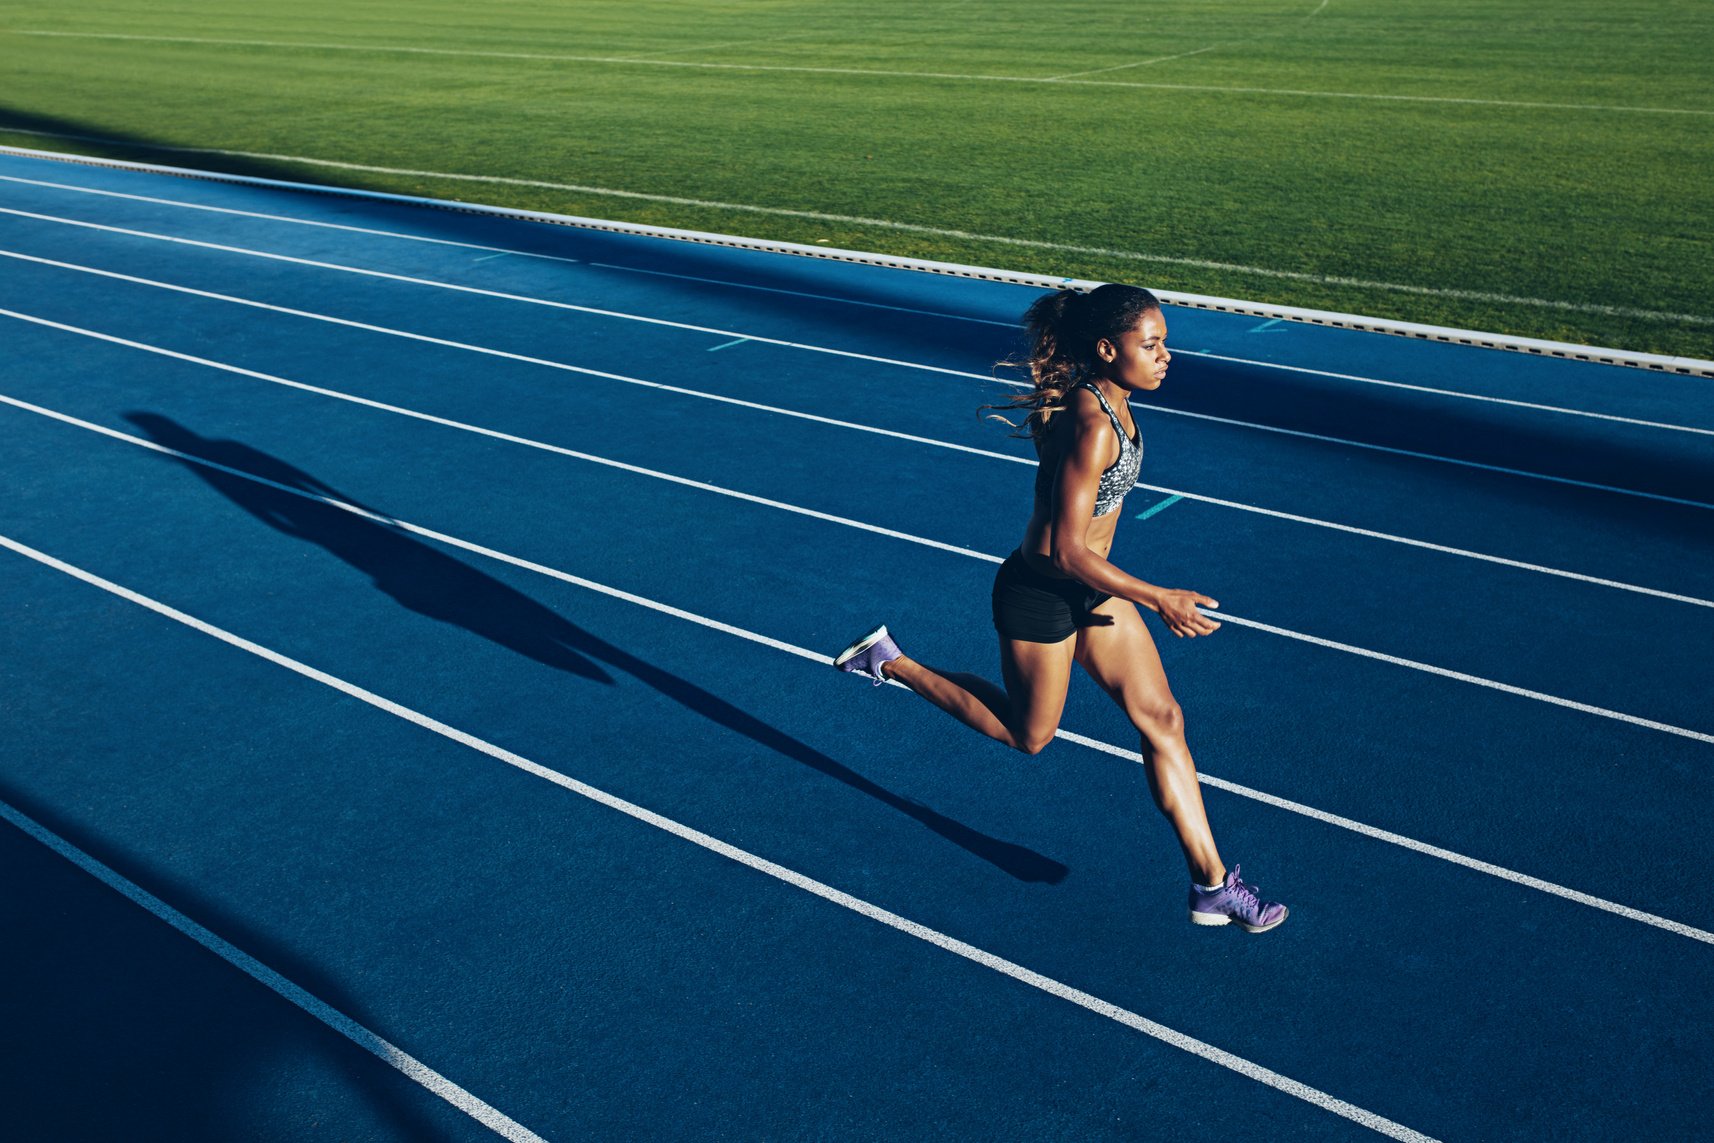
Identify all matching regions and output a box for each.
[1174,350,1714,438]
[0,390,860,669]
[0,170,1019,327]
[1206,611,1714,744]
[4,411,1710,950]
[0,797,548,1143]
[0,249,1019,462]
[2,311,1710,747]
[10,393,1713,944]
[1057,729,1714,946]
[0,204,985,380]
[2,206,1707,510]
[585,261,1020,326]
[1127,486,1714,611]
[6,172,1709,435]
[0,309,995,564]
[0,172,585,265]
[2,131,1710,328]
[1128,402,1714,511]
[0,532,1439,1143]
[5,248,1709,610]
[10,29,1709,118]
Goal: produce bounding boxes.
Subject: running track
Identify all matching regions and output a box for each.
[1,147,1711,1141]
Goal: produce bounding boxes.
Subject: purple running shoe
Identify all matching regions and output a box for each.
[1188,865,1288,933]
[833,624,902,686]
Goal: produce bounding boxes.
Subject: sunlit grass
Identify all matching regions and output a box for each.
[0,0,1709,357]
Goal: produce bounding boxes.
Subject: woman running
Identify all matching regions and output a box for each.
[834,283,1286,933]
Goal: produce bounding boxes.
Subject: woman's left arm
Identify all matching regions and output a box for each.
[1047,408,1221,638]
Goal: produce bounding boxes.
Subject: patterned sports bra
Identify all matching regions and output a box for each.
[1032,381,1143,518]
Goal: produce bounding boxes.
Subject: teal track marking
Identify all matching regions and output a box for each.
[1135,494,1183,520]
[707,336,751,352]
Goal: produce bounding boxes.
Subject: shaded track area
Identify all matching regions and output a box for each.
[1,148,1711,1141]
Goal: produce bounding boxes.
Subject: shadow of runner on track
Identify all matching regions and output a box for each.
[0,784,466,1142]
[122,413,1069,884]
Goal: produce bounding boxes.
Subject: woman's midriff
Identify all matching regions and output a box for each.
[1018,506,1119,578]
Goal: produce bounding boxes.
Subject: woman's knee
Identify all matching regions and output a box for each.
[1011,722,1058,755]
[1129,698,1184,741]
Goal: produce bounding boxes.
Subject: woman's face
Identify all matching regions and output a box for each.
[1097,308,1171,392]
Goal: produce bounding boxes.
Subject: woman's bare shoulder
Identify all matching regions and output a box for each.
[1061,386,1117,449]
[1064,384,1103,413]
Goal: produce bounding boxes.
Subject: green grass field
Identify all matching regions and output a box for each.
[1,0,1710,359]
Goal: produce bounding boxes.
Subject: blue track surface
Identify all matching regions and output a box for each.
[1,149,1711,1141]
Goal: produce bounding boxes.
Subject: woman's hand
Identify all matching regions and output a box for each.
[1151,589,1221,638]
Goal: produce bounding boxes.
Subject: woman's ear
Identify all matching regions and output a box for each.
[1096,337,1117,363]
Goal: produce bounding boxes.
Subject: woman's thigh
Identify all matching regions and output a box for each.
[1073,598,1181,726]
[998,633,1077,749]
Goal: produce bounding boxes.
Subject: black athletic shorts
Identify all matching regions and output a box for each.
[990,550,1112,643]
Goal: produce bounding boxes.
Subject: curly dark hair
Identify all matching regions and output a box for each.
[985,283,1161,440]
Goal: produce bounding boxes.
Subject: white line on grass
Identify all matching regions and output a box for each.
[1,314,1710,747]
[1,128,1710,328]
[0,796,548,1143]
[1049,0,1327,83]
[4,172,1708,437]
[1049,43,1223,81]
[5,247,1709,611]
[2,415,1709,950]
[2,205,1708,510]
[8,30,1709,118]
[0,530,1440,1143]
[616,33,806,61]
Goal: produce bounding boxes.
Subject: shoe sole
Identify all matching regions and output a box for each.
[833,625,889,668]
[1189,906,1288,934]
